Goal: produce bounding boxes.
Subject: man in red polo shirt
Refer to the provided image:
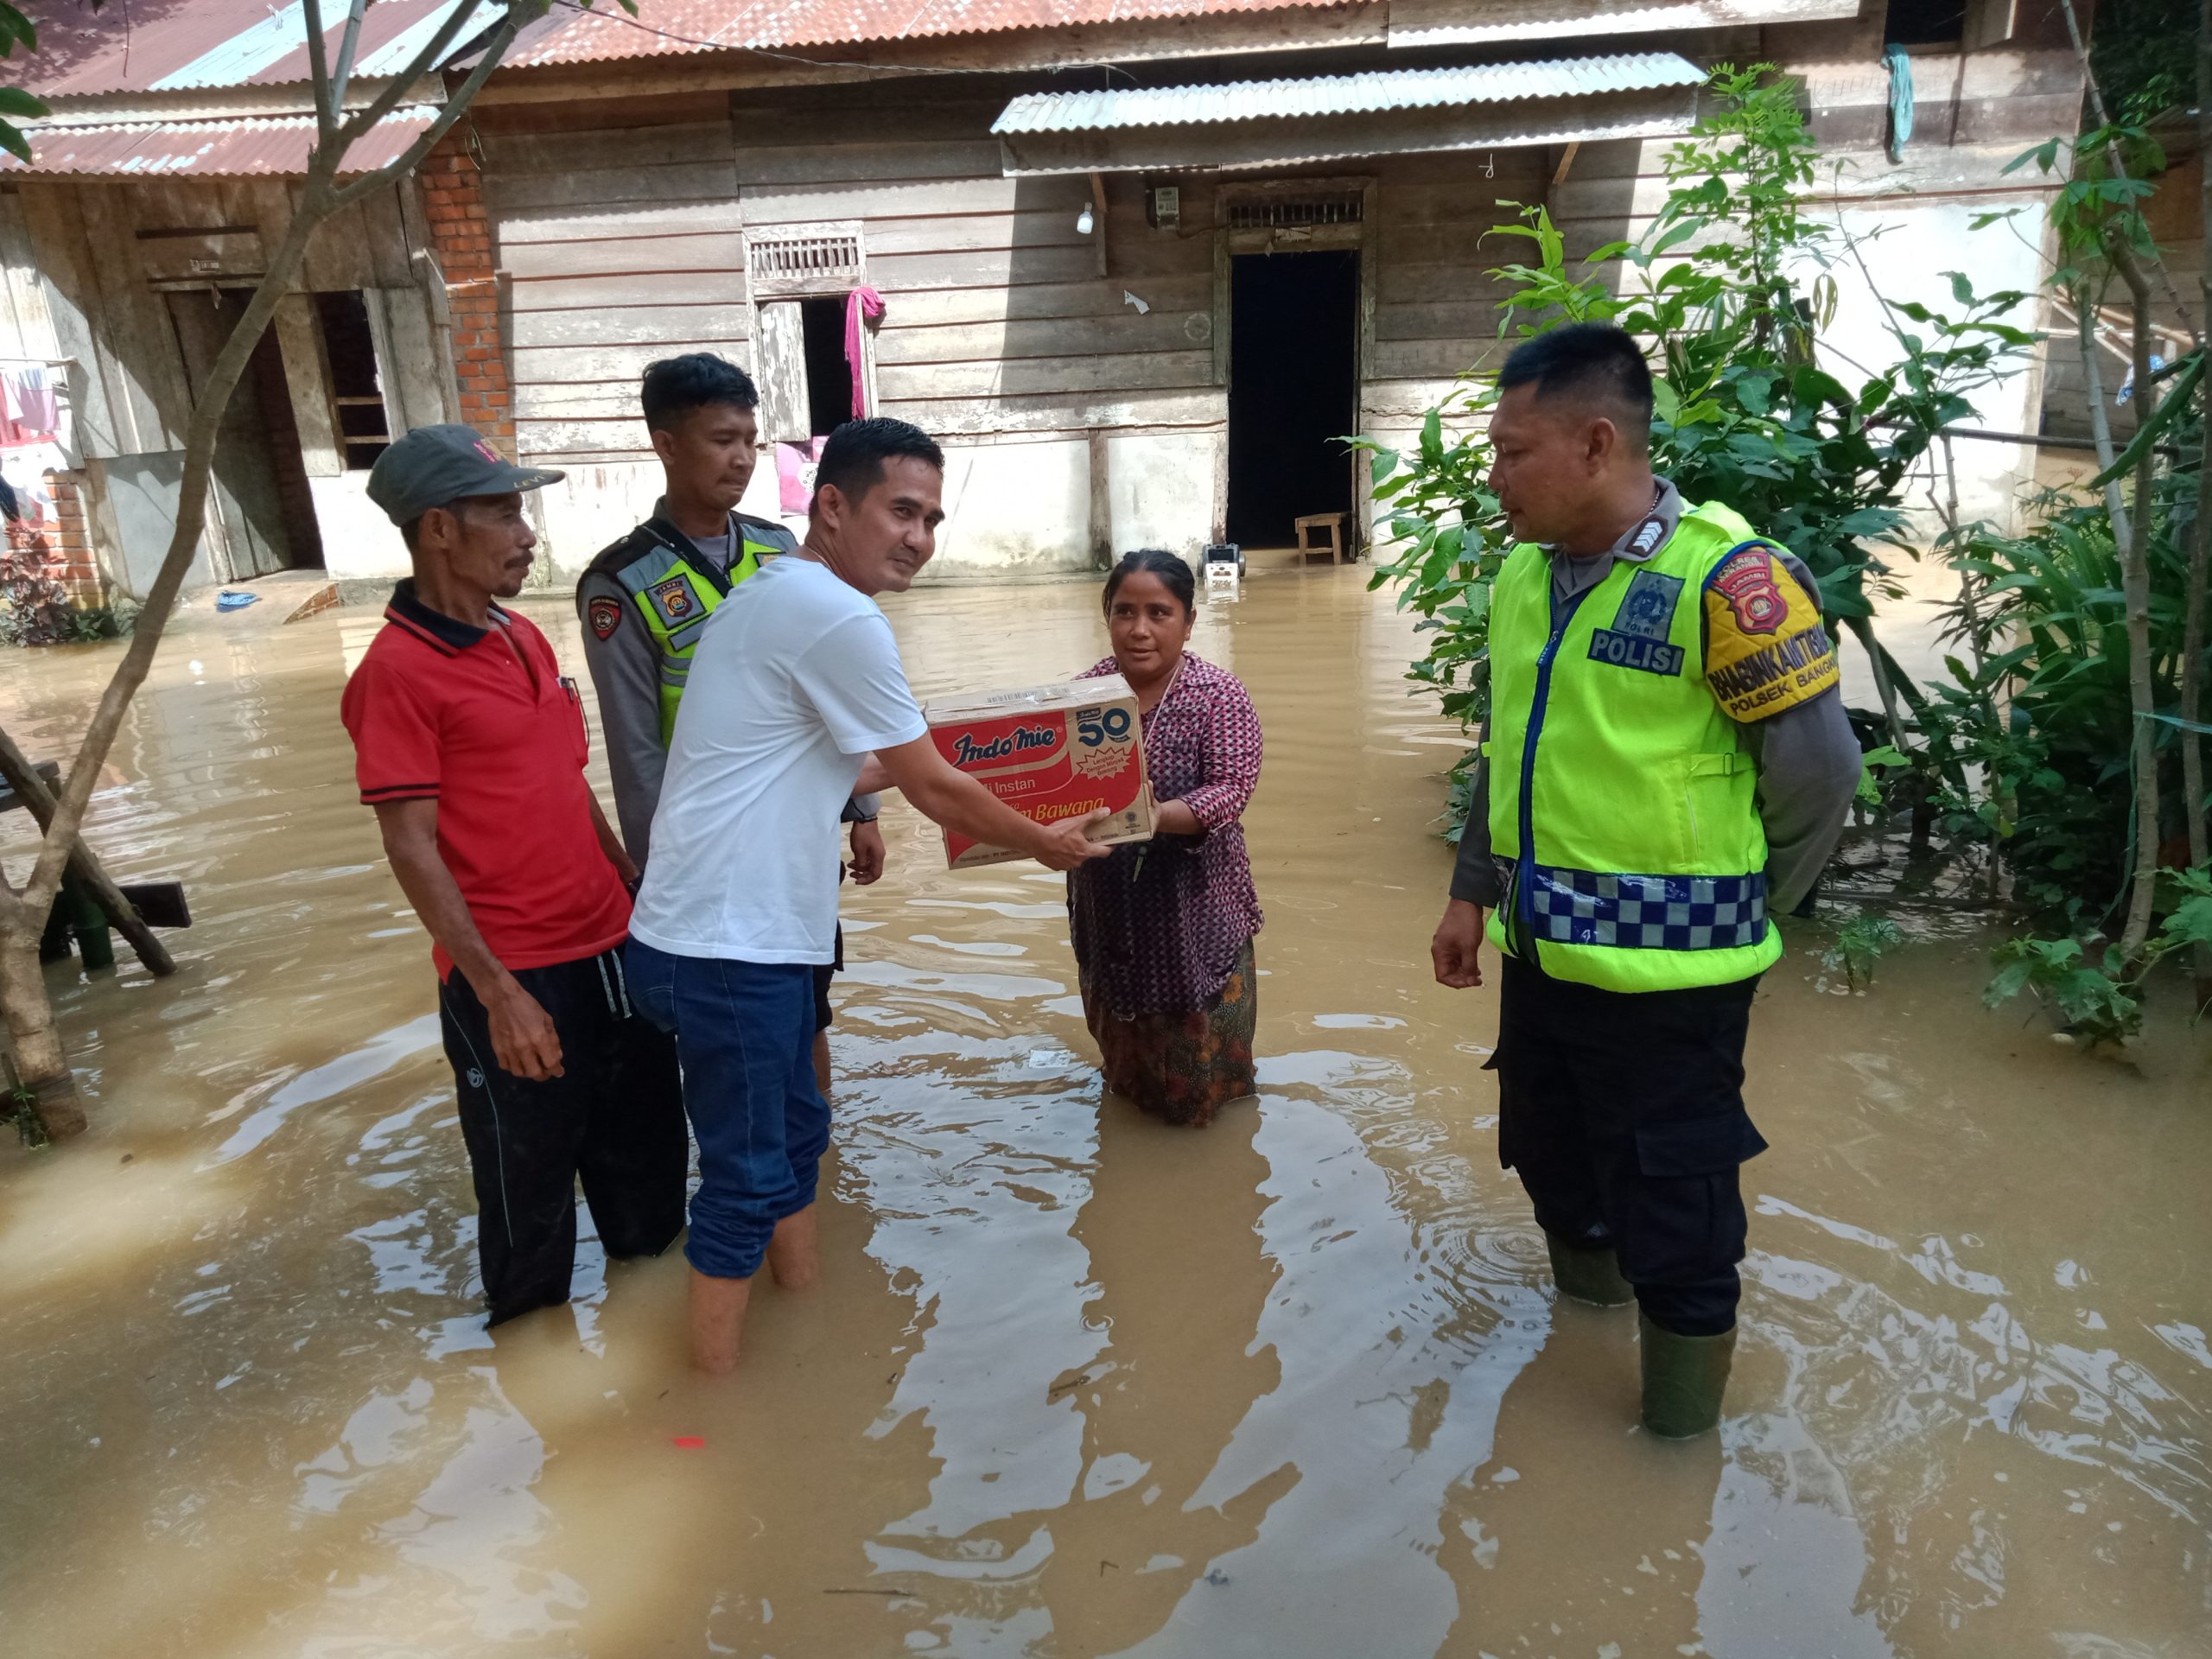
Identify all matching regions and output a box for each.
[340,424,687,1327]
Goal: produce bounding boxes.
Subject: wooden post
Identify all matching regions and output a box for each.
[1087,429,1113,569]
[0,730,175,976]
[1090,170,1109,279]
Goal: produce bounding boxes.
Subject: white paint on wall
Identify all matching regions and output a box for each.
[928,437,1092,576]
[1107,431,1219,562]
[312,473,407,587]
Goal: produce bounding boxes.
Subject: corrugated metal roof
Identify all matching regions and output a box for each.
[0,113,437,179]
[992,52,1703,132]
[25,0,490,98]
[505,0,1354,62]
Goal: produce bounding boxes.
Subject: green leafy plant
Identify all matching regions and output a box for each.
[1821,914,1904,990]
[0,3,47,165]
[10,1082,48,1149]
[1352,66,2031,829]
[1985,868,2212,1044]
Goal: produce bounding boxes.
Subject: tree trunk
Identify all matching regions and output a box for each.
[2112,244,2164,963]
[2,932,79,1140]
[0,1,529,1139]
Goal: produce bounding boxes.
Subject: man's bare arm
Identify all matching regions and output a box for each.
[871,734,1111,870]
[373,799,564,1080]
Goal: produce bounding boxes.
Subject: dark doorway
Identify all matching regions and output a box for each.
[799,296,850,437]
[164,289,324,575]
[1227,250,1358,549]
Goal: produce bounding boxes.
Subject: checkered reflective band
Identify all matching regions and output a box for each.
[1526,867,1768,950]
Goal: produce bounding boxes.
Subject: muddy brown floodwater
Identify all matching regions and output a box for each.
[2,561,2209,1659]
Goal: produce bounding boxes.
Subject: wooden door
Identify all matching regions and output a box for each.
[755,300,810,445]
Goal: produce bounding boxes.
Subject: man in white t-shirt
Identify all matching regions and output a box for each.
[626,416,1109,1373]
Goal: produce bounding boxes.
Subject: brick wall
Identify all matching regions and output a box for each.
[4,471,107,606]
[420,127,512,457]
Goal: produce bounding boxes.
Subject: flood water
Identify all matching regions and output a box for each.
[2,561,2209,1658]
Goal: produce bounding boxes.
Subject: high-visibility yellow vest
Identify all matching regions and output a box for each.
[584,514,796,742]
[1484,500,1787,992]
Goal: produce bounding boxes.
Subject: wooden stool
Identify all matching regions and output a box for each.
[1295,512,1347,564]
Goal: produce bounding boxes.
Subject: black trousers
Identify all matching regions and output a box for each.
[437,945,689,1326]
[1490,954,1768,1337]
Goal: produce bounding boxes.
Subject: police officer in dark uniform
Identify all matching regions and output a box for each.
[575,354,880,1096]
[1430,325,1859,1438]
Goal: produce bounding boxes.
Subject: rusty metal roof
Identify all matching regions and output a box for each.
[0,113,438,179]
[505,0,1355,62]
[992,51,1703,130]
[23,0,494,99]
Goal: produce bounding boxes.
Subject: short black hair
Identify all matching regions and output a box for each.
[641,353,759,434]
[1498,323,1655,442]
[811,417,945,512]
[1103,549,1196,617]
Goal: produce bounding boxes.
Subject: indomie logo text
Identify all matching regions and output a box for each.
[952,724,1059,766]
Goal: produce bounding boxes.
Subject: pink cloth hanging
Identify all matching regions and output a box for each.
[843,286,885,419]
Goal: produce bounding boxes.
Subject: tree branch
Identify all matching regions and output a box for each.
[326,0,371,118]
[302,0,336,144]
[16,7,534,927]
[335,0,493,150]
[326,16,519,213]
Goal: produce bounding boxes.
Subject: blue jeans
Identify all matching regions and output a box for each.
[625,940,830,1280]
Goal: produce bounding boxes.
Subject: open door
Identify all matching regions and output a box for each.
[1225,249,1359,549]
[164,289,321,577]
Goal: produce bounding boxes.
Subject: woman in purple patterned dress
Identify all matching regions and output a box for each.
[1069,550,1264,1127]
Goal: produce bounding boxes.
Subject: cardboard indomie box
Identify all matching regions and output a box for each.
[925,674,1154,868]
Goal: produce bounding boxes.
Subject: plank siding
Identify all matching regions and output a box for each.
[728,90,1220,445]
[481,117,747,462]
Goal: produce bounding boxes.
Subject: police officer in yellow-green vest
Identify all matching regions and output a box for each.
[1429,323,1859,1440]
[576,353,883,1098]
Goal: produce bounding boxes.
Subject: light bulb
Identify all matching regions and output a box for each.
[1077,203,1095,235]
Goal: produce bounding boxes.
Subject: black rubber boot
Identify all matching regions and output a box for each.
[1639,1314,1736,1439]
[1544,1230,1635,1307]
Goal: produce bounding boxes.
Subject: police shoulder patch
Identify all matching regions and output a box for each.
[588,594,622,641]
[1702,544,1840,721]
[1708,546,1788,635]
[649,575,698,626]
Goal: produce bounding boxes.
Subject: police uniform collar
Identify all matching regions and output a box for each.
[1542,478,1681,565]
[649,496,737,548]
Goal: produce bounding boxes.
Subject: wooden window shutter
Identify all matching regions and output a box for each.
[754,302,810,445]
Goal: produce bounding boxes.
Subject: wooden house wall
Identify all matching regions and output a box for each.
[476,92,750,464]
[735,85,1217,442]
[10,174,432,468]
[1359,145,1550,473]
[467,22,2089,544]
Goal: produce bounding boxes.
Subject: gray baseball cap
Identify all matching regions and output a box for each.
[366,424,565,525]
